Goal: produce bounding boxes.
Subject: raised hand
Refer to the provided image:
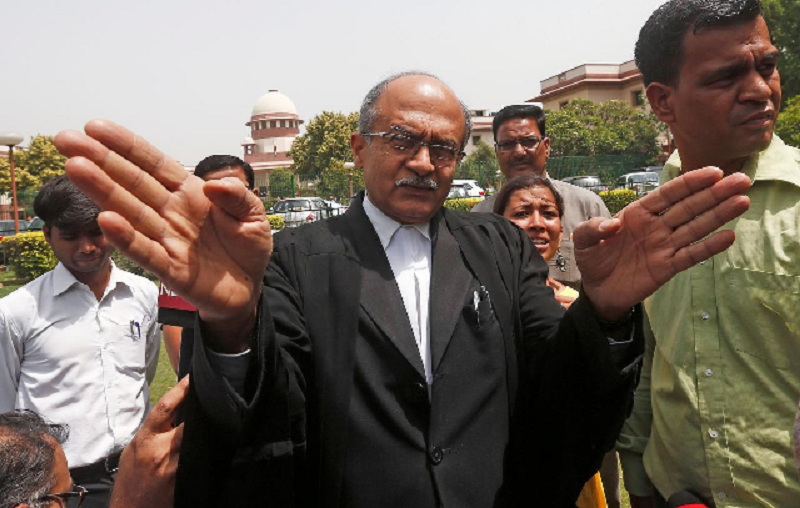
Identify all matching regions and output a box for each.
[110,376,190,508]
[54,120,272,351]
[573,167,751,321]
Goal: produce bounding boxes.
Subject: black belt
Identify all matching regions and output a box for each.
[69,451,122,483]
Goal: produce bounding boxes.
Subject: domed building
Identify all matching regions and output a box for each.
[242,90,304,194]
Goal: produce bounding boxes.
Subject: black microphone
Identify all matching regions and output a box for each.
[667,490,711,508]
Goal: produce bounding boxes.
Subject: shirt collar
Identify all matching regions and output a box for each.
[52,259,125,297]
[663,135,800,188]
[363,194,431,250]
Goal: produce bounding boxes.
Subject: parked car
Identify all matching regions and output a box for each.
[560,176,609,194]
[450,179,485,198]
[616,171,661,196]
[27,216,44,231]
[0,220,29,241]
[270,197,337,227]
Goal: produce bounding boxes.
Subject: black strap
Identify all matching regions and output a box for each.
[69,451,122,483]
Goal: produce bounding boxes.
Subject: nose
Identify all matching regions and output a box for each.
[740,69,773,104]
[527,211,546,231]
[77,236,99,254]
[512,141,526,157]
[405,145,435,176]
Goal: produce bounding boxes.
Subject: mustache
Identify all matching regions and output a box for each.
[395,177,439,190]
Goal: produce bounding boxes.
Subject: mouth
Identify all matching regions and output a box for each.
[740,109,775,127]
[529,237,550,252]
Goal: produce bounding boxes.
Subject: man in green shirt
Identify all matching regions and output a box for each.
[618,1,800,507]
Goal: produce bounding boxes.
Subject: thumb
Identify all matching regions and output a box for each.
[573,217,621,250]
[203,178,266,222]
[146,375,191,434]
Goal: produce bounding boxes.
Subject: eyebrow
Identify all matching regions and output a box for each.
[390,125,458,147]
[706,49,782,81]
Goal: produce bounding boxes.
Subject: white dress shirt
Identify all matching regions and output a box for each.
[0,262,160,467]
[363,196,433,384]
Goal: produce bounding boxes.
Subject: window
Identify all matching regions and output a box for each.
[559,100,569,109]
[473,135,481,146]
[632,90,645,107]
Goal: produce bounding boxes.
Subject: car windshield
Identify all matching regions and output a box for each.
[28,217,44,230]
[0,221,19,234]
[630,174,659,183]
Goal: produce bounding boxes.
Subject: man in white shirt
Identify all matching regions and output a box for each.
[0,175,160,508]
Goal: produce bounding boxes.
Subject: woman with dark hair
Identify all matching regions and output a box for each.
[494,174,606,507]
[493,174,579,309]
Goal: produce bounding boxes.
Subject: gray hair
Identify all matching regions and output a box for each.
[0,411,69,508]
[358,71,473,150]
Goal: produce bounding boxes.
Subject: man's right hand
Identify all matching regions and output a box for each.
[55,121,272,352]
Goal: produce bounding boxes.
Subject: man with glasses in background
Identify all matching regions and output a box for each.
[472,105,619,506]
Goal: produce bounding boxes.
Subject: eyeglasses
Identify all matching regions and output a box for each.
[362,126,465,165]
[40,485,87,508]
[495,136,542,153]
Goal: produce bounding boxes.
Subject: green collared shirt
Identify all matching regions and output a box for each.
[618,136,800,507]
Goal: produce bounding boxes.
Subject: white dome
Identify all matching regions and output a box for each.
[251,90,297,117]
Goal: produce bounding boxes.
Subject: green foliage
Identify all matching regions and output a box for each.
[317,163,365,203]
[0,135,66,193]
[598,189,638,215]
[111,250,155,279]
[267,215,285,231]
[548,100,662,159]
[289,111,359,179]
[776,95,800,147]
[268,167,294,199]
[456,141,503,190]
[763,0,800,104]
[2,232,57,280]
[443,197,483,212]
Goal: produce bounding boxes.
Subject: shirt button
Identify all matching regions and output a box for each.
[429,446,444,465]
[705,369,714,377]
[701,311,710,321]
[709,429,719,439]
[718,491,727,500]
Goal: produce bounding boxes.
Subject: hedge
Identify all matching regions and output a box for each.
[443,198,483,212]
[268,215,285,231]
[599,189,638,215]
[2,232,58,280]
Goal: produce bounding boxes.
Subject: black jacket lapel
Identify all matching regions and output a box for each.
[347,196,425,379]
[429,214,472,373]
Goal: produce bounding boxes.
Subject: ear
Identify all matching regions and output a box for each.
[541,137,551,158]
[351,133,367,169]
[43,224,53,245]
[646,82,676,124]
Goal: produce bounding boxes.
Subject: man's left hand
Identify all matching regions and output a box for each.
[109,376,189,508]
[574,167,750,321]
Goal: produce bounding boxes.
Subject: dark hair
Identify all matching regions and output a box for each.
[194,155,255,190]
[358,71,473,150]
[33,175,101,231]
[493,174,564,218]
[0,411,69,508]
[636,0,763,86]
[492,104,546,141]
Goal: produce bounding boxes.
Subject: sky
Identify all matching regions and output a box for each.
[4,0,668,165]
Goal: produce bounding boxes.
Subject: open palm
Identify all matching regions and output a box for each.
[573,168,751,320]
[55,120,272,344]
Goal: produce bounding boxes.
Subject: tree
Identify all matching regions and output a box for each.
[267,167,294,200]
[288,111,359,179]
[547,100,663,158]
[318,162,365,203]
[763,0,800,105]
[776,95,800,147]
[0,134,66,193]
[456,141,502,190]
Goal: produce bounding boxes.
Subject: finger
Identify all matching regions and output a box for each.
[82,120,188,192]
[66,157,170,241]
[97,211,173,280]
[671,230,737,274]
[204,179,267,222]
[572,217,622,250]
[638,167,725,215]
[55,130,172,212]
[660,172,751,230]
[169,423,185,452]
[146,376,191,434]
[669,195,750,249]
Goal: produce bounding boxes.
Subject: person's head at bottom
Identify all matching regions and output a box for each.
[0,410,86,508]
[494,175,575,307]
